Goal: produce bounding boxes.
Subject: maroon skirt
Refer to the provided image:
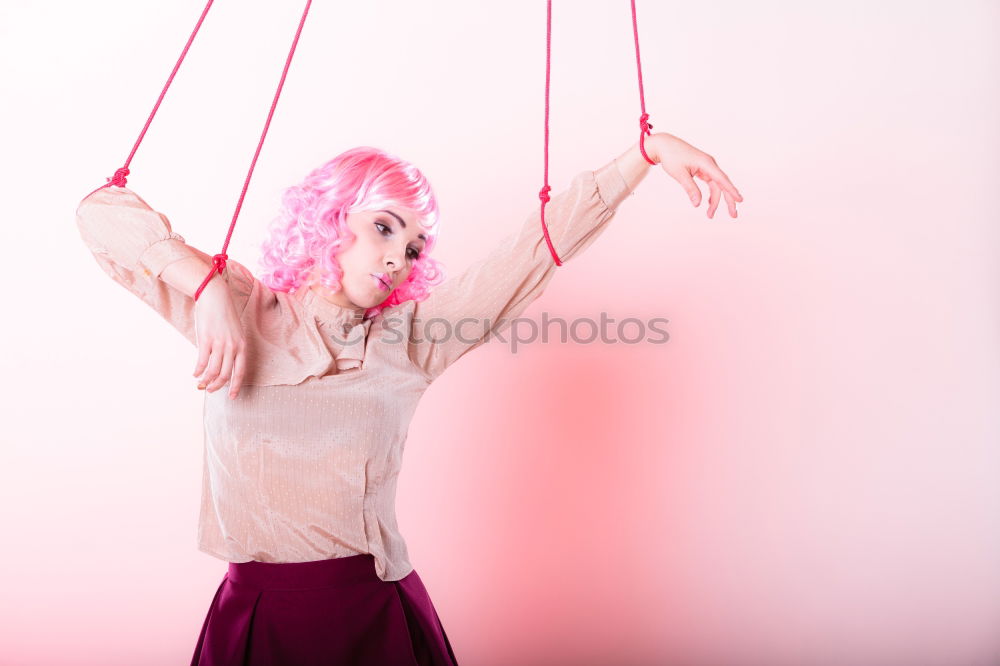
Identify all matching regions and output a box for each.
[190,554,459,665]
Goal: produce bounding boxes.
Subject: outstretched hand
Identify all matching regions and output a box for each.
[647,132,743,218]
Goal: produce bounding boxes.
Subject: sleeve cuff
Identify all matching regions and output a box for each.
[137,235,197,279]
[595,158,632,211]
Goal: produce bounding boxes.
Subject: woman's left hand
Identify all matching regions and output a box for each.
[647,132,743,219]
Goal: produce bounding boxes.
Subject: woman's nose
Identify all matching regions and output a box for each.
[384,251,403,269]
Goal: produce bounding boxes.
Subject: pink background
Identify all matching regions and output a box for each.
[2,0,998,664]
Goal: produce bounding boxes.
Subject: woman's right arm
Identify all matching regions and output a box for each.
[76,185,256,398]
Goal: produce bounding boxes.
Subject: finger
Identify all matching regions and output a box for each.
[724,190,737,218]
[706,179,721,219]
[196,342,213,389]
[200,343,224,391]
[695,164,739,218]
[193,340,211,378]
[702,172,736,218]
[664,168,701,208]
[230,347,246,399]
[205,347,225,392]
[666,163,703,206]
[210,345,235,392]
[704,158,743,203]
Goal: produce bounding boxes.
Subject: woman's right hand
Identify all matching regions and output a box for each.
[192,281,247,400]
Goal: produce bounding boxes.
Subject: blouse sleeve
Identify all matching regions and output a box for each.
[75,185,257,347]
[406,158,632,382]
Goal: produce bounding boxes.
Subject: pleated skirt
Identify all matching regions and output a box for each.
[189,554,459,666]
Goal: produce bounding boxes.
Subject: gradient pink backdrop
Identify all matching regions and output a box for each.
[1,0,998,664]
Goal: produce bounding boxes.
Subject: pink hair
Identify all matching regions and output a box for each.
[256,146,445,319]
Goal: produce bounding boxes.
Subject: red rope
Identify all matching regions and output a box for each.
[85,0,216,201]
[539,0,561,266]
[99,1,648,280]
[88,0,313,301]
[631,0,657,166]
[539,0,657,266]
[193,0,313,300]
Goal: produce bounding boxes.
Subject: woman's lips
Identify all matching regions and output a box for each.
[372,274,390,291]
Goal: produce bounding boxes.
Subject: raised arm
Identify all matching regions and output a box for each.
[404,140,655,382]
[75,185,257,347]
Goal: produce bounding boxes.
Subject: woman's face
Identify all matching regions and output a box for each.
[317,206,428,310]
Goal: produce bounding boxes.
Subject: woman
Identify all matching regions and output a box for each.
[75,132,742,665]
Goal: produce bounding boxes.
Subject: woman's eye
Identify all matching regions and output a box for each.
[376,221,419,260]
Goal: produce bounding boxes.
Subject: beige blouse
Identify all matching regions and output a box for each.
[75,159,632,581]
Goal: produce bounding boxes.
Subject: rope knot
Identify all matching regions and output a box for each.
[639,112,653,135]
[108,167,130,187]
[211,253,229,273]
[538,185,551,204]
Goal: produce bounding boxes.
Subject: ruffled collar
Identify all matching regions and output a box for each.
[293,287,372,337]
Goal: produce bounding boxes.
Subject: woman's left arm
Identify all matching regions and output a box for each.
[405,132,744,382]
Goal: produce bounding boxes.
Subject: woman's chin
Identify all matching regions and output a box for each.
[348,289,390,309]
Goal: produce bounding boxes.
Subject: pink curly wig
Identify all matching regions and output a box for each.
[256,146,445,319]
